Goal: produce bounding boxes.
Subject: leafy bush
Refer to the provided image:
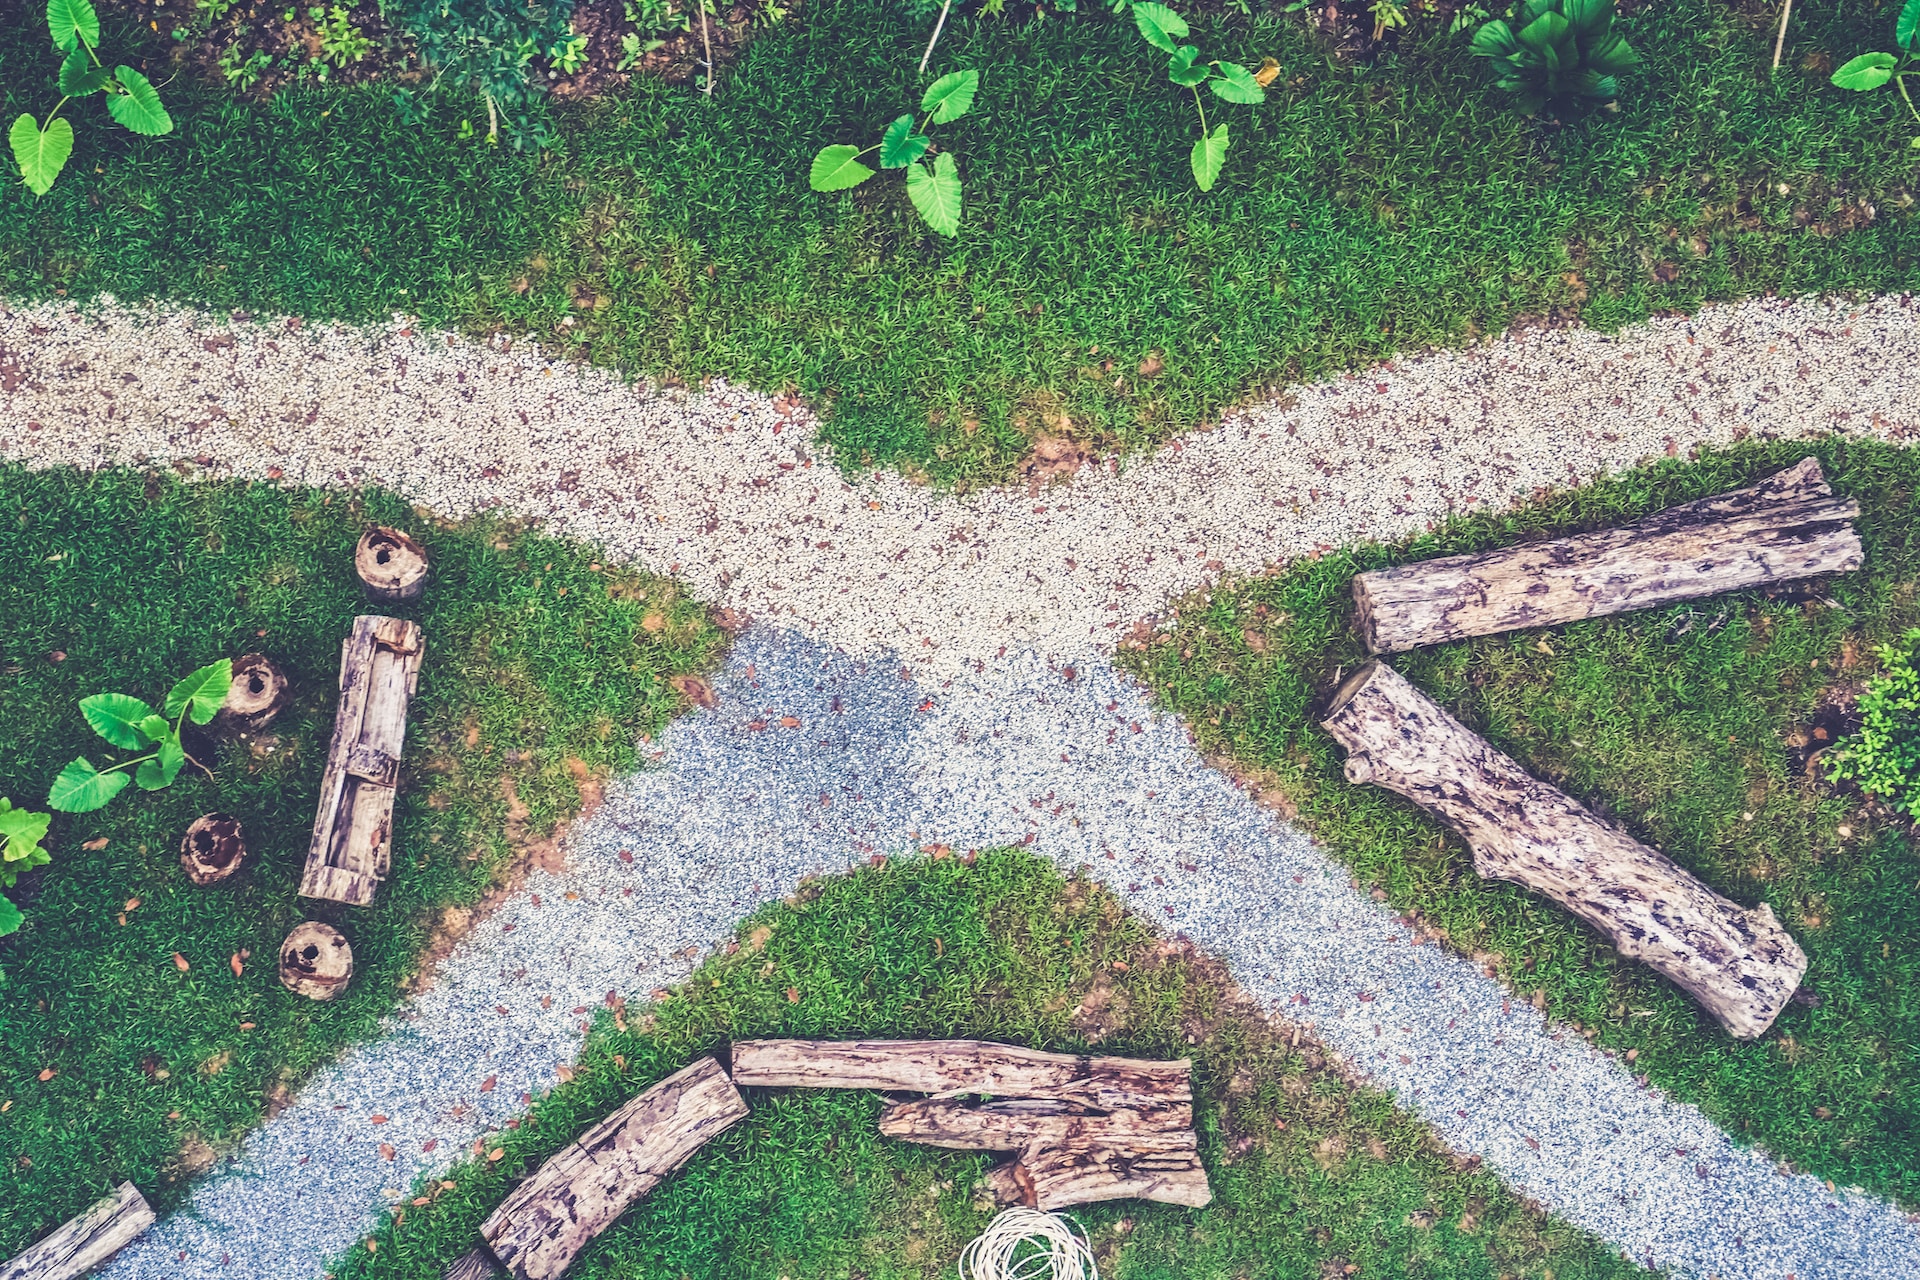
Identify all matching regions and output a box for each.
[0,799,52,937]
[809,69,980,236]
[1829,629,1920,820]
[1830,0,1920,146]
[49,659,232,814]
[9,0,173,196]
[1468,0,1639,116]
[389,0,577,149]
[1118,0,1270,191]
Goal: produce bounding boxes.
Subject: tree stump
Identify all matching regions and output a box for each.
[1350,457,1863,654]
[1321,661,1807,1038]
[179,814,246,887]
[0,1182,154,1280]
[278,921,353,1000]
[210,653,290,737]
[355,526,430,603]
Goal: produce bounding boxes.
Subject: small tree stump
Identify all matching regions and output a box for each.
[355,525,430,603]
[210,653,290,737]
[0,1182,155,1280]
[278,921,353,1000]
[180,814,246,887]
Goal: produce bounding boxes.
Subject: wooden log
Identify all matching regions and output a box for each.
[480,1057,748,1280]
[210,653,290,737]
[355,525,430,603]
[1004,1133,1212,1211]
[278,920,353,1000]
[442,1246,506,1280]
[1351,457,1863,655]
[299,616,423,905]
[1321,661,1807,1038]
[179,813,246,887]
[0,1182,155,1280]
[878,1096,1192,1150]
[730,1040,1191,1112]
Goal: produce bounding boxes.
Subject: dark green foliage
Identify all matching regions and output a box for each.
[390,0,576,148]
[1829,629,1920,820]
[1469,0,1638,115]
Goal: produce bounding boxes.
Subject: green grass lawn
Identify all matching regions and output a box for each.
[0,465,724,1258]
[1123,439,1920,1208]
[335,852,1645,1280]
[3,0,1917,486]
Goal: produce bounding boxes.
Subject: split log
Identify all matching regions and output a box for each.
[730,1040,1191,1112]
[480,1057,748,1280]
[0,1182,154,1280]
[1350,457,1863,655]
[992,1133,1212,1211]
[1321,661,1807,1038]
[299,616,423,905]
[355,525,430,603]
[179,813,246,887]
[278,921,353,1000]
[442,1247,505,1280]
[878,1096,1191,1150]
[210,653,290,737]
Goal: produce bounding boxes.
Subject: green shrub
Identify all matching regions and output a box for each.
[1830,628,1920,820]
[9,0,173,196]
[1117,0,1269,191]
[389,0,577,149]
[0,799,52,938]
[808,68,980,236]
[1468,0,1639,116]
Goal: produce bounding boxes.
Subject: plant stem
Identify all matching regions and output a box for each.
[1898,71,1920,124]
[1770,0,1792,72]
[1193,86,1209,137]
[699,0,714,95]
[919,0,953,74]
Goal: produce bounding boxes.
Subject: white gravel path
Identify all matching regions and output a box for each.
[4,292,1920,1279]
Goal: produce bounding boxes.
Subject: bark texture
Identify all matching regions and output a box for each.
[441,1246,506,1280]
[730,1039,1192,1112]
[278,920,353,1000]
[1322,661,1807,1038]
[0,1182,154,1280]
[210,653,291,737]
[878,1096,1192,1150]
[300,616,423,905]
[179,813,246,887]
[480,1057,748,1280]
[1006,1132,1212,1210]
[355,525,430,603]
[1351,457,1863,654]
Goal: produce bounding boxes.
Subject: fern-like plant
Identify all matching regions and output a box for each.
[1468,0,1639,116]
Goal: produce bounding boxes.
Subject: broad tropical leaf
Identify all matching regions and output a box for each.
[1469,19,1518,57]
[1190,120,1229,191]
[1210,62,1266,104]
[165,658,232,724]
[136,738,186,791]
[81,692,158,749]
[905,151,962,237]
[0,894,22,937]
[59,45,110,96]
[108,67,173,136]
[10,114,73,196]
[1832,52,1898,90]
[920,69,980,123]
[1561,0,1608,32]
[0,801,51,866]
[1132,1,1189,53]
[1899,0,1920,51]
[1516,11,1569,51]
[138,714,169,741]
[809,144,875,191]
[1167,46,1209,87]
[48,0,100,52]
[880,114,930,169]
[49,757,130,812]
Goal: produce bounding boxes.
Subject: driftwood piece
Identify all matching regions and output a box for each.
[299,616,423,905]
[480,1057,748,1280]
[1351,457,1863,654]
[996,1133,1212,1211]
[0,1182,155,1280]
[1322,661,1807,1038]
[179,813,246,887]
[278,921,353,1000]
[878,1096,1192,1150]
[210,653,290,737]
[356,525,430,603]
[730,1040,1192,1112]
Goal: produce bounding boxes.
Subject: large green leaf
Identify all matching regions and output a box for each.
[905,151,962,237]
[10,114,73,197]
[0,894,22,937]
[1469,19,1518,58]
[108,67,173,136]
[49,757,130,813]
[1190,120,1229,191]
[48,0,99,52]
[164,658,232,724]
[136,737,186,791]
[1899,0,1920,51]
[920,69,979,124]
[1167,46,1209,87]
[879,114,930,169]
[1132,1,1189,53]
[809,144,875,192]
[1832,51,1898,90]
[0,801,51,866]
[1561,0,1608,33]
[81,692,159,749]
[1210,62,1266,104]
[1585,31,1640,72]
[1516,10,1569,51]
[59,45,109,96]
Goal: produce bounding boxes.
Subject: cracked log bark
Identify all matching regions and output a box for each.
[477,1057,747,1280]
[731,1039,1193,1111]
[878,1096,1193,1149]
[0,1182,154,1280]
[1000,1133,1211,1210]
[299,616,423,906]
[1351,457,1863,655]
[1322,661,1807,1038]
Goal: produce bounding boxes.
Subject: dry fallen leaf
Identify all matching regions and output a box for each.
[479,1075,497,1092]
[778,716,801,728]
[230,954,245,978]
[125,897,140,911]
[379,1143,396,1160]
[81,837,109,851]
[1138,351,1165,378]
[786,987,801,1004]
[370,1114,389,1124]
[1253,56,1281,87]
[555,1063,576,1083]
[37,1068,55,1082]
[487,1147,506,1162]
[670,674,716,709]
[172,952,191,972]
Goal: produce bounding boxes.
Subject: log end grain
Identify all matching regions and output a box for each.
[278,921,353,1000]
[211,653,290,737]
[180,813,246,887]
[355,526,430,603]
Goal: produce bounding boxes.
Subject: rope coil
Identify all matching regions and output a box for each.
[957,1207,1100,1280]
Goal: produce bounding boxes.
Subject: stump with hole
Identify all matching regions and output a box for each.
[209,653,290,737]
[355,525,430,603]
[278,921,353,1000]
[180,813,246,887]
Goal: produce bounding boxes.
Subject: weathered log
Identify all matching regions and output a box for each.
[878,1096,1192,1150]
[210,653,290,737]
[998,1133,1212,1211]
[1351,457,1863,655]
[1321,661,1807,1038]
[278,920,353,1000]
[442,1246,506,1280]
[299,616,423,905]
[0,1182,154,1280]
[355,525,430,603]
[179,813,246,887]
[730,1040,1191,1112]
[480,1057,748,1280]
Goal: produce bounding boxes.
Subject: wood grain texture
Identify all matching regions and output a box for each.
[441,1245,506,1280]
[730,1039,1191,1112]
[1322,661,1807,1038]
[480,1057,748,1280]
[299,615,423,905]
[0,1182,154,1280]
[1351,457,1863,654]
[878,1096,1192,1150]
[355,525,430,602]
[1011,1133,1212,1210]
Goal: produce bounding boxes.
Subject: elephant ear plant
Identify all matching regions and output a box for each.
[1469,0,1640,116]
[1830,0,1920,146]
[0,800,53,938]
[49,659,232,813]
[1121,1,1271,191]
[10,0,174,196]
[809,69,980,237]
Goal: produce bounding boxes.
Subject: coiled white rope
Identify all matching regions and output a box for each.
[957,1207,1100,1280]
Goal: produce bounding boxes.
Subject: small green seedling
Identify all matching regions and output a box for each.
[0,799,53,937]
[10,0,174,196]
[1829,628,1920,818]
[1831,0,1920,146]
[49,659,232,813]
[808,68,979,237]
[1119,2,1269,192]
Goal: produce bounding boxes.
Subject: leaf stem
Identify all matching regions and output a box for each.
[1192,85,1209,137]
[1898,70,1920,124]
[918,0,953,74]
